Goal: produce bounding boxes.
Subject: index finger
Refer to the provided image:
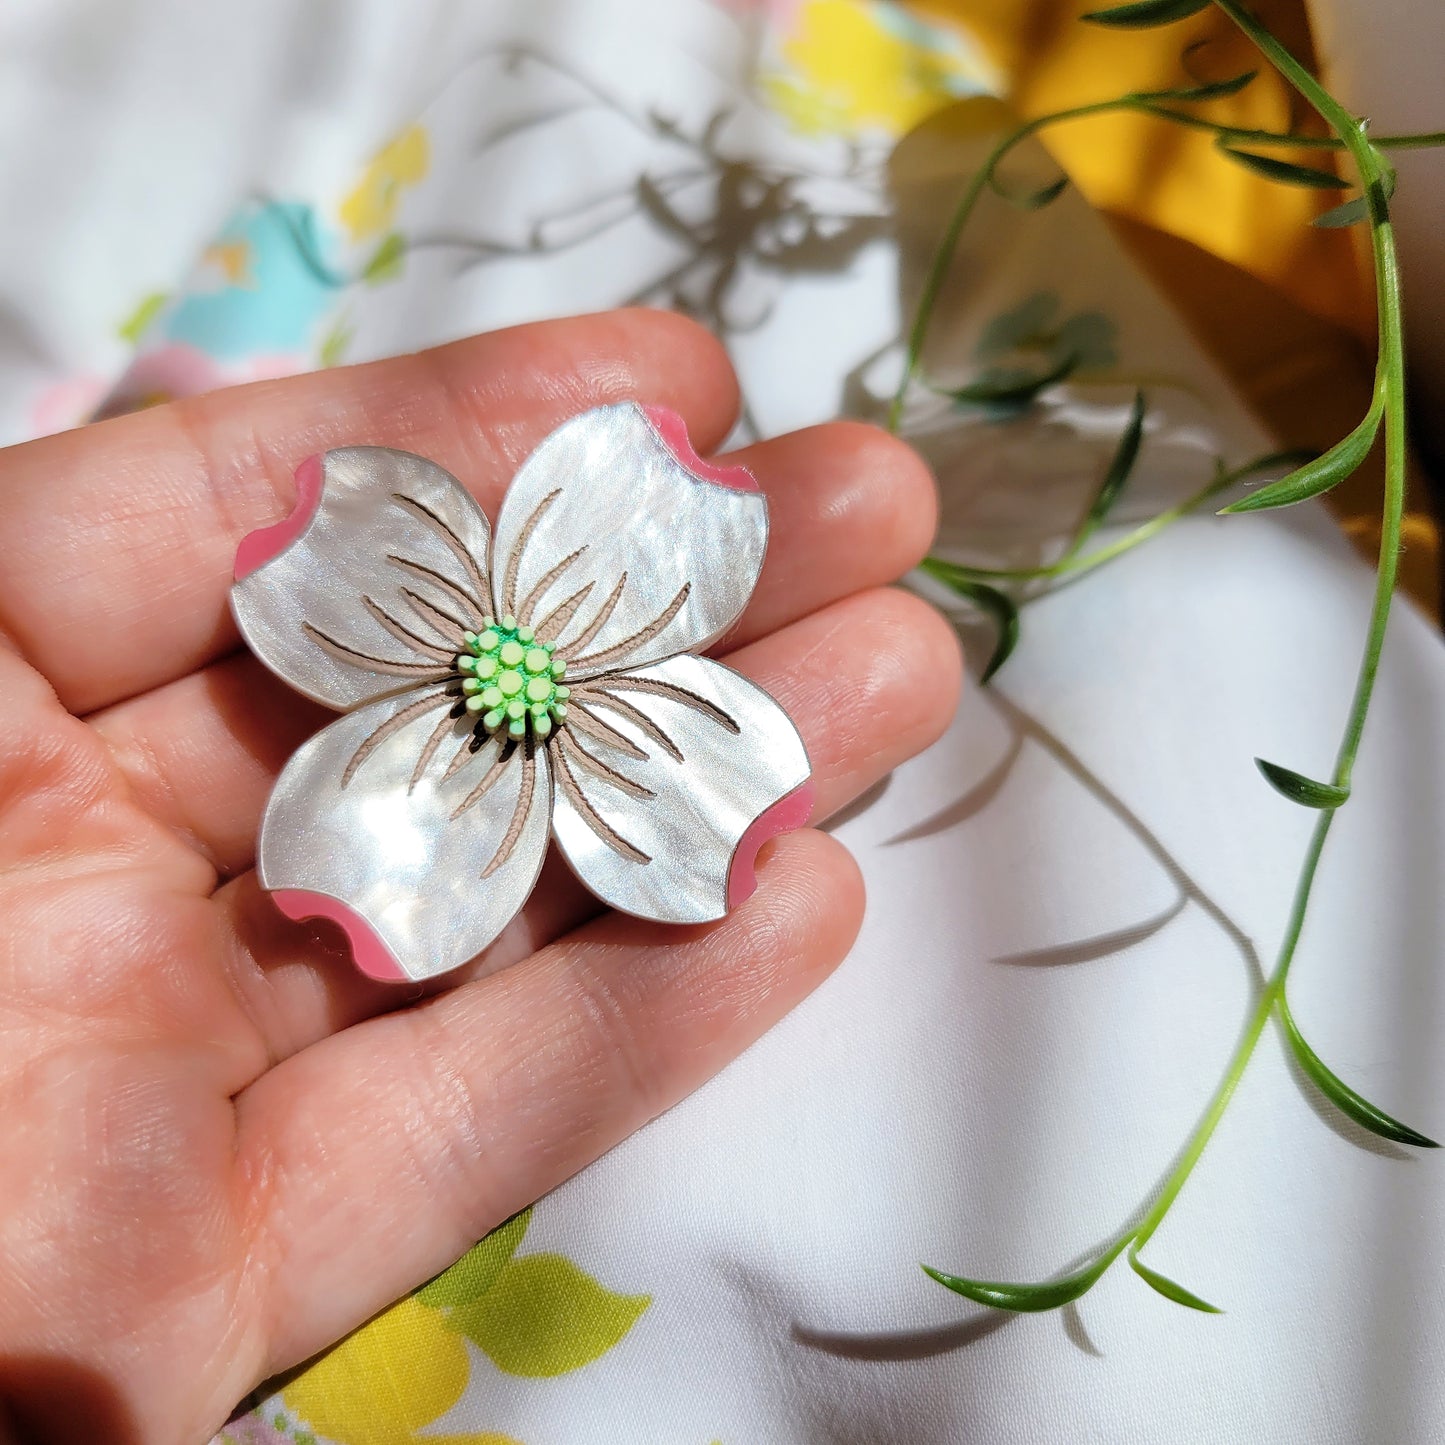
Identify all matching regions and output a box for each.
[0,310,737,713]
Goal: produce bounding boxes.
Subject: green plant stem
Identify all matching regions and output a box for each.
[889,91,1439,435]
[926,450,1297,585]
[1365,132,1445,150]
[1129,0,1407,1258]
[1138,106,1445,151]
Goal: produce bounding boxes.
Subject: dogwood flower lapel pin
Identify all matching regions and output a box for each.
[231,402,814,983]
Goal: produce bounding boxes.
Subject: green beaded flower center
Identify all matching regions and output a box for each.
[455,614,570,740]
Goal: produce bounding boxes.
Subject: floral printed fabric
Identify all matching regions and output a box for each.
[218,1209,650,1445]
[6,1,1445,1442]
[18,0,1000,440]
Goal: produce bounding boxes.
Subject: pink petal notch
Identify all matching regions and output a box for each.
[233,453,325,580]
[727,781,816,909]
[643,405,758,492]
[272,888,411,983]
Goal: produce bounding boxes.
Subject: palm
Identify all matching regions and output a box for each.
[0,312,957,1445]
[0,714,262,1432]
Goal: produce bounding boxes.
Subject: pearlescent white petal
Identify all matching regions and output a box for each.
[549,654,811,923]
[259,689,552,981]
[233,447,493,709]
[489,403,767,678]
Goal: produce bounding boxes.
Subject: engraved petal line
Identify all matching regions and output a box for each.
[566,700,651,762]
[411,708,464,792]
[401,587,471,647]
[386,553,488,626]
[303,622,454,680]
[341,687,453,787]
[559,731,656,801]
[451,739,514,820]
[390,491,490,605]
[560,571,627,654]
[482,749,539,878]
[570,582,691,674]
[518,545,588,628]
[534,581,595,645]
[554,744,651,865]
[443,726,487,781]
[574,686,684,763]
[362,595,458,662]
[590,675,739,733]
[501,486,562,617]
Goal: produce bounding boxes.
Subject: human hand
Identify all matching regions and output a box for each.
[0,311,959,1445]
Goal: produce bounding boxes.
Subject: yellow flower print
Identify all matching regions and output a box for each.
[339,124,430,243]
[764,0,997,138]
[276,1207,647,1445]
[282,1295,518,1445]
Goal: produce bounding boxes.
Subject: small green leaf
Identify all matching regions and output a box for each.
[1138,70,1258,102]
[923,1240,1127,1312]
[990,173,1069,210]
[1217,145,1349,189]
[940,351,1078,407]
[1255,758,1349,809]
[1127,1249,1222,1312]
[1313,168,1397,228]
[1220,406,1381,512]
[1280,1000,1438,1147]
[1082,0,1210,26]
[362,231,407,283]
[454,1251,650,1376]
[1077,390,1146,539]
[920,562,1019,684]
[1017,175,1069,209]
[117,290,168,345]
[417,1207,531,1309]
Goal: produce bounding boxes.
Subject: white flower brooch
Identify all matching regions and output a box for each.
[231,403,813,982]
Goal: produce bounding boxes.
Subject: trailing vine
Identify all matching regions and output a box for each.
[896,0,1444,1314]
